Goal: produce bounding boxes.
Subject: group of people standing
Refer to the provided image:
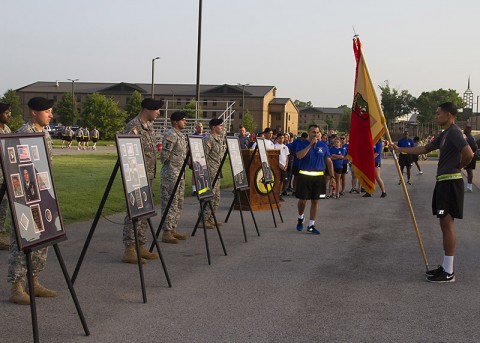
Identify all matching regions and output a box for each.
[72,126,100,150]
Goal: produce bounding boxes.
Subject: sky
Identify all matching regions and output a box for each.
[2,0,479,108]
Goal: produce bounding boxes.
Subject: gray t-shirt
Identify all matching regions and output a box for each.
[424,124,467,176]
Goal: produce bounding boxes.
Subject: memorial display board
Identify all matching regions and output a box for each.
[188,135,214,200]
[226,136,249,190]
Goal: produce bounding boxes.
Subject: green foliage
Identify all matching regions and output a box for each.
[125,90,143,122]
[55,92,77,125]
[325,115,334,130]
[338,105,351,133]
[379,81,416,120]
[1,89,24,131]
[81,93,127,140]
[293,99,313,108]
[416,89,464,123]
[242,109,256,133]
[182,98,200,118]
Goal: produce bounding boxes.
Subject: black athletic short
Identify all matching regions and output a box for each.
[432,179,464,219]
[334,168,343,175]
[465,158,476,170]
[295,173,326,200]
[375,161,381,168]
[292,166,299,176]
[76,137,82,142]
[65,136,72,142]
[280,169,288,182]
[342,164,348,174]
[399,154,412,168]
[411,154,419,163]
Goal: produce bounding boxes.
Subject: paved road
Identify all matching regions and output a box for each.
[0,158,479,342]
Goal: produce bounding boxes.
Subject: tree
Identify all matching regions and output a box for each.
[337,105,351,133]
[1,89,24,131]
[293,99,313,109]
[379,81,416,120]
[55,92,78,125]
[416,89,464,124]
[325,115,334,130]
[242,110,256,133]
[81,93,127,140]
[124,90,143,122]
[182,98,200,119]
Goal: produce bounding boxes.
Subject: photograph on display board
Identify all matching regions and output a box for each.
[115,134,155,219]
[188,135,213,200]
[226,137,249,190]
[0,133,66,251]
[256,138,273,183]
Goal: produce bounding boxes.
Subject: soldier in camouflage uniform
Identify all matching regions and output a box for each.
[0,103,12,250]
[121,99,163,264]
[202,118,225,229]
[160,111,188,244]
[8,97,56,305]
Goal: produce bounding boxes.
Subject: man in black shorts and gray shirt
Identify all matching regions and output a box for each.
[390,102,474,283]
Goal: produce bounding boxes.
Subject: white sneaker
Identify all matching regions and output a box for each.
[466,188,473,193]
[417,171,423,175]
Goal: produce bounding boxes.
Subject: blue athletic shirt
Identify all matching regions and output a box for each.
[342,143,349,165]
[296,140,331,171]
[329,146,345,169]
[374,140,383,163]
[287,138,303,167]
[398,137,414,148]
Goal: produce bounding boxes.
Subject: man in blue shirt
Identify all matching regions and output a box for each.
[363,139,387,197]
[398,130,415,185]
[295,125,334,235]
[287,132,308,195]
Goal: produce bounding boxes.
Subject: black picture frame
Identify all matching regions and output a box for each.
[256,138,273,183]
[188,135,213,200]
[0,133,66,251]
[116,134,155,219]
[226,137,249,190]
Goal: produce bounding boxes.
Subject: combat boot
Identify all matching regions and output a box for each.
[139,245,159,260]
[162,230,179,244]
[121,244,146,264]
[9,282,30,305]
[172,230,186,240]
[204,220,216,229]
[29,276,57,297]
[0,235,9,250]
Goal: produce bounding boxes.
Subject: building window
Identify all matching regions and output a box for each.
[177,98,181,105]
[52,95,57,101]
[231,113,235,119]
[203,99,208,106]
[77,95,81,102]
[212,99,217,106]
[203,112,207,118]
[126,97,130,103]
[239,113,243,119]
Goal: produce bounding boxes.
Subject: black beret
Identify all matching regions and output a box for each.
[170,111,187,121]
[141,98,164,110]
[301,132,308,138]
[28,97,54,111]
[209,118,223,127]
[0,102,10,114]
[263,127,273,134]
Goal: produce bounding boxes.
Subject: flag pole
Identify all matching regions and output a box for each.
[359,43,429,271]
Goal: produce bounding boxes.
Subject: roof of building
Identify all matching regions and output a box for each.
[17,82,276,98]
[269,98,291,105]
[298,107,344,115]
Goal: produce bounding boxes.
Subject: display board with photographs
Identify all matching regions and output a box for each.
[0,133,66,251]
[188,135,213,200]
[226,137,249,190]
[116,135,155,219]
[256,138,273,183]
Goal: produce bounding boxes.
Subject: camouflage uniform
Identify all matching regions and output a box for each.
[122,115,157,246]
[160,128,187,232]
[8,122,52,283]
[0,124,12,236]
[202,134,225,221]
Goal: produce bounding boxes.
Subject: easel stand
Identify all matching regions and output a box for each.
[223,187,260,242]
[72,159,171,303]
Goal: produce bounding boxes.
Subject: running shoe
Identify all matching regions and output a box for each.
[306,225,320,235]
[296,218,304,231]
[427,270,455,283]
[349,188,355,194]
[407,180,412,185]
[417,171,424,175]
[426,265,444,277]
[362,193,371,198]
[339,192,345,196]
[398,180,401,185]
[380,192,387,198]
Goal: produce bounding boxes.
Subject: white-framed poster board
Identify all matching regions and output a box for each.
[188,135,214,200]
[116,134,155,219]
[0,133,66,250]
[255,138,273,183]
[226,137,248,190]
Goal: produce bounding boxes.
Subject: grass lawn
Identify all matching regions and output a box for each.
[52,153,233,224]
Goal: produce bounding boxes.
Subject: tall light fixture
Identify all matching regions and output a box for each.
[151,57,160,97]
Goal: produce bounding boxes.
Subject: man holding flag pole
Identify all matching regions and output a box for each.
[347,34,431,276]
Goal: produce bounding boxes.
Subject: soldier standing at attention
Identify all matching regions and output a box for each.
[160,111,188,244]
[121,99,163,264]
[0,103,12,250]
[8,97,56,305]
[202,118,225,228]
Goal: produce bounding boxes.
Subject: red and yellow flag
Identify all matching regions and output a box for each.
[347,37,386,194]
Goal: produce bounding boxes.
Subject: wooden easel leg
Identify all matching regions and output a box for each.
[209,201,227,256]
[244,190,260,236]
[147,219,172,288]
[25,250,39,343]
[199,201,211,265]
[133,220,147,303]
[236,191,248,242]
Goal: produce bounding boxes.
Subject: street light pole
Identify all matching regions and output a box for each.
[195,0,203,108]
[151,57,160,97]
[237,83,249,119]
[67,78,79,122]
